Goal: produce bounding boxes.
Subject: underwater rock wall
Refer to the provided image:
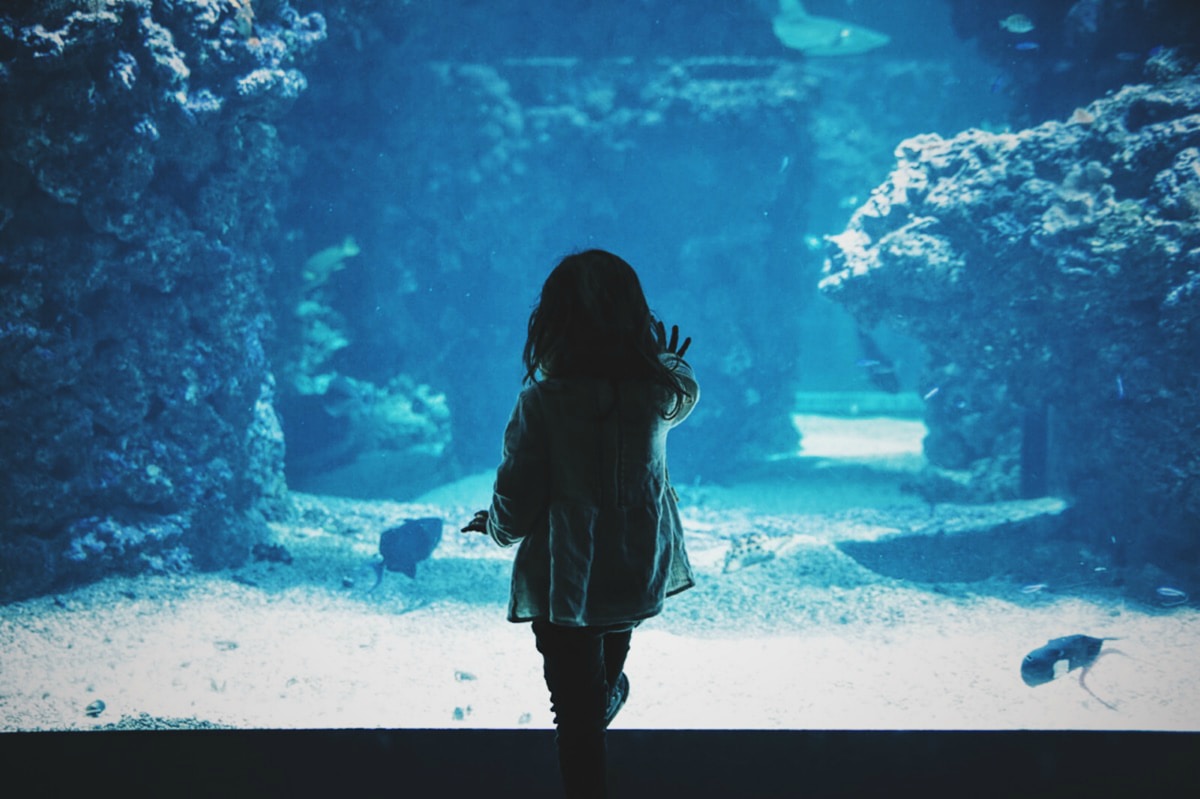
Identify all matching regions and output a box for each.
[259,0,1007,491]
[822,61,1200,574]
[0,0,325,600]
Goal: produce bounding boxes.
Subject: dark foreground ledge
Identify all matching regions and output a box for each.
[2,729,1195,797]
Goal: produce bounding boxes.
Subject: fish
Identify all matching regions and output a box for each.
[371,517,444,589]
[999,14,1035,34]
[1156,586,1189,607]
[856,327,900,393]
[303,235,361,285]
[1021,634,1122,709]
[1013,41,1040,51]
[772,0,890,56]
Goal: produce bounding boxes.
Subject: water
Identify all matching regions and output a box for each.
[1,0,1198,734]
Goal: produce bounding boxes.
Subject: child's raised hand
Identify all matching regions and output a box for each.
[461,510,489,533]
[654,320,691,359]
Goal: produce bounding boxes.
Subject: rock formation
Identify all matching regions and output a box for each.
[0,0,325,600]
[822,54,1200,574]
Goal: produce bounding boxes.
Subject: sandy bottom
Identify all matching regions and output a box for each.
[2,416,1198,733]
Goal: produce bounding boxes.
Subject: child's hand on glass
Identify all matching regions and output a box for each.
[461,510,489,533]
[654,320,691,359]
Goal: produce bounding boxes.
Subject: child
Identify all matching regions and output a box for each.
[462,249,698,798]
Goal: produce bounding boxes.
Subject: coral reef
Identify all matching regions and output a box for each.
[822,60,1200,575]
[0,0,325,600]
[271,231,453,497]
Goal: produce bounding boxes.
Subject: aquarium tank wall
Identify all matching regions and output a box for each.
[1,0,1199,736]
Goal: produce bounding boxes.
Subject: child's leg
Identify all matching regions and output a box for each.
[601,628,632,689]
[533,620,610,799]
[600,628,632,727]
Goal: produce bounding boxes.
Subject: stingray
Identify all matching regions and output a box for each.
[772,0,890,56]
[370,517,443,590]
[1020,634,1126,710]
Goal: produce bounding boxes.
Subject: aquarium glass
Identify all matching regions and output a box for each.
[1,0,1198,733]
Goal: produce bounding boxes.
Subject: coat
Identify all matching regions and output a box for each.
[487,354,699,626]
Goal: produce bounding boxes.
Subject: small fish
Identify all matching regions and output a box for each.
[1156,586,1189,607]
[1020,583,1049,594]
[922,386,940,401]
[85,700,106,718]
[371,517,444,590]
[856,327,900,393]
[999,14,1035,34]
[779,155,791,174]
[1013,41,1040,51]
[1021,634,1122,710]
[1115,374,1125,400]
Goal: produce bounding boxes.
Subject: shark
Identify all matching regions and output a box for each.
[772,0,890,56]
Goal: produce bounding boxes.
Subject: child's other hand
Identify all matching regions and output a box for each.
[461,510,489,533]
[654,320,691,359]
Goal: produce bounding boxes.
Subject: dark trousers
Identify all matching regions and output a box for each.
[532,620,634,799]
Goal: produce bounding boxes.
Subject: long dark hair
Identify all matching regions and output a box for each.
[522,250,692,418]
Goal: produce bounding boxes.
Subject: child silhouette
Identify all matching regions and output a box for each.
[463,249,698,798]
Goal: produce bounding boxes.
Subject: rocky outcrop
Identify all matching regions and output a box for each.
[0,0,325,600]
[821,59,1200,575]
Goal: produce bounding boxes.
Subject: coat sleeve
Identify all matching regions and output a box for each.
[487,387,550,547]
[663,353,699,426]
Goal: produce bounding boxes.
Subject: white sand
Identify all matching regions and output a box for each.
[2,416,1198,732]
